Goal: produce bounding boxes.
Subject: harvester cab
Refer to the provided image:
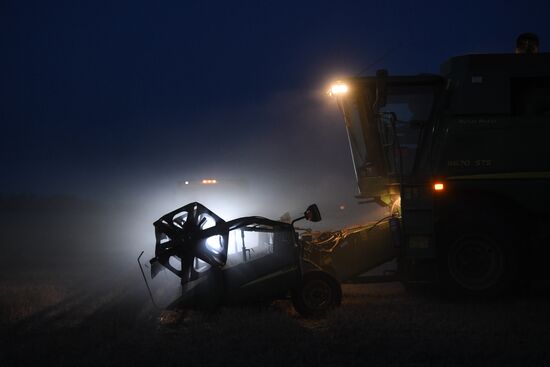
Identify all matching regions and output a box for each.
[330,73,444,207]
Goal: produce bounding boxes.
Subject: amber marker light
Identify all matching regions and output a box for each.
[433,182,445,191]
[202,179,218,184]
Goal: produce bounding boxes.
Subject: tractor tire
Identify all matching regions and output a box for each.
[291,271,342,318]
[441,226,517,298]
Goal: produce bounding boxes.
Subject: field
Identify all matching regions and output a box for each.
[1,199,549,366]
[1,270,550,367]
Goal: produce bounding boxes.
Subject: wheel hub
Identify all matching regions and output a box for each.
[448,236,504,291]
[303,280,332,310]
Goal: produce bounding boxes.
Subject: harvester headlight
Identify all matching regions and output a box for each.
[328,82,349,96]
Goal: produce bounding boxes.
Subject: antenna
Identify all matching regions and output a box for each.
[355,42,402,76]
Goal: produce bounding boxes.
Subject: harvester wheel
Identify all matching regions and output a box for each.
[291,272,341,318]
[443,229,516,298]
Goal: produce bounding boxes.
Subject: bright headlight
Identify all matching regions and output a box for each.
[328,83,348,96]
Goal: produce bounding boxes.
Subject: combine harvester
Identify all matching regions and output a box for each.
[326,33,550,296]
[140,34,550,316]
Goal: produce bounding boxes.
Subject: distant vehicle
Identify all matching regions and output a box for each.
[142,202,342,317]
[328,33,550,296]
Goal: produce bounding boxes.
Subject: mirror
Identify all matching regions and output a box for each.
[304,204,321,222]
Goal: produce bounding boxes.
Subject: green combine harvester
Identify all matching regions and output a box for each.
[141,34,550,317]
[327,33,550,296]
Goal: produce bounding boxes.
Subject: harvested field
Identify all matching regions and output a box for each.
[1,274,550,367]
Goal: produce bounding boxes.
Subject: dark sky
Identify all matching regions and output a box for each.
[2,0,550,225]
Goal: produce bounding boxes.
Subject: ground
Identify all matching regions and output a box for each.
[1,271,550,367]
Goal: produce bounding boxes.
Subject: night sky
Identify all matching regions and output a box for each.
[2,0,550,226]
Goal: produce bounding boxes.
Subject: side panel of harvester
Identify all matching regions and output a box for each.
[400,53,550,288]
